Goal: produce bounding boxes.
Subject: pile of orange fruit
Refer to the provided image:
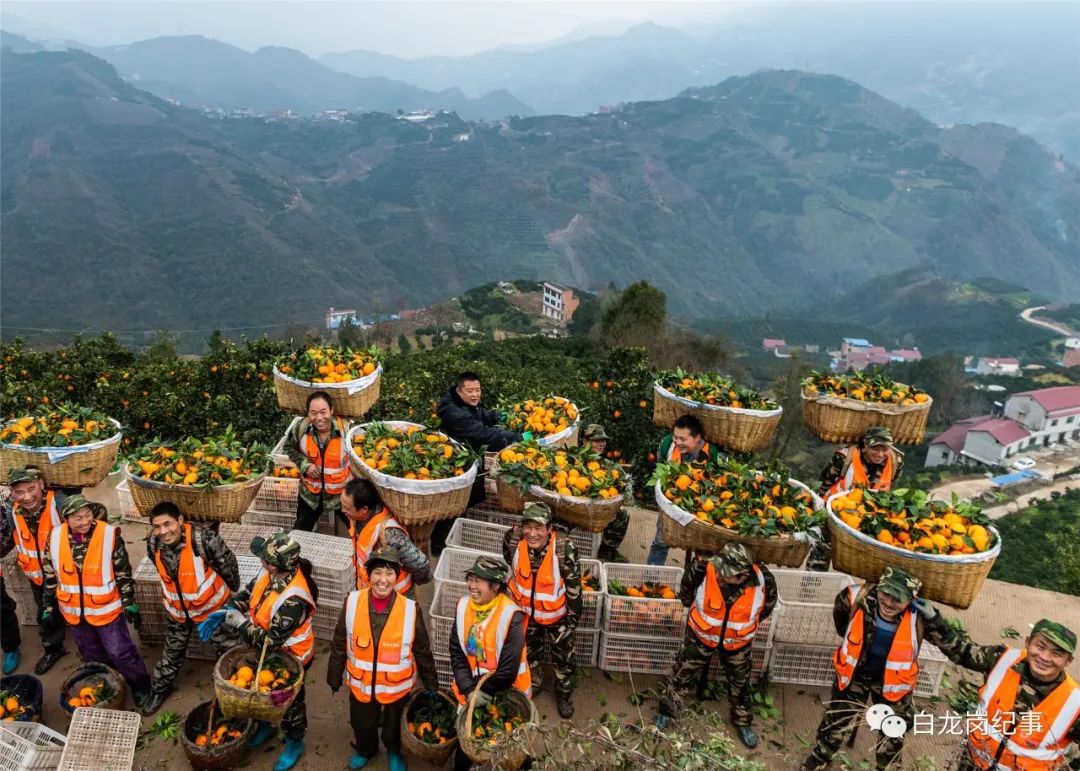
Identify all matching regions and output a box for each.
[352,423,475,479]
[497,440,628,500]
[193,721,246,748]
[0,404,115,448]
[276,345,380,384]
[130,429,267,487]
[581,570,601,592]
[65,680,109,710]
[607,579,677,600]
[500,396,578,437]
[803,370,930,405]
[0,692,28,720]
[830,487,995,555]
[469,693,528,745]
[406,692,457,746]
[657,369,777,411]
[272,465,301,478]
[225,664,293,692]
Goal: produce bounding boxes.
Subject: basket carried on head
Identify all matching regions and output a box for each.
[654,479,820,567]
[494,469,528,515]
[60,663,126,713]
[801,391,931,445]
[346,422,478,527]
[213,643,304,725]
[825,493,1001,609]
[400,689,459,766]
[0,419,122,488]
[653,383,781,454]
[456,673,537,771]
[0,674,43,722]
[181,700,255,770]
[528,484,628,533]
[273,365,381,418]
[126,464,267,523]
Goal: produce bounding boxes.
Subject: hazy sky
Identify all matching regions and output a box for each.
[1,1,742,57]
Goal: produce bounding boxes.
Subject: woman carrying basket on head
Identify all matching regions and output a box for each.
[199,532,318,771]
[285,390,353,532]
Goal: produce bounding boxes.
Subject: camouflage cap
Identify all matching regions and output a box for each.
[582,424,609,441]
[59,494,93,519]
[365,546,401,573]
[521,502,553,526]
[711,542,754,577]
[251,533,301,570]
[863,426,894,447]
[7,466,42,485]
[877,566,921,603]
[466,555,509,584]
[1031,619,1077,655]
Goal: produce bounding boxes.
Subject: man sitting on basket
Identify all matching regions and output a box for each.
[501,502,581,719]
[654,543,777,748]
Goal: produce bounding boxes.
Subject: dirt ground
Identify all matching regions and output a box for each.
[9,477,1079,771]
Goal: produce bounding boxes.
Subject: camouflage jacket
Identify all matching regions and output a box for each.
[284,417,350,511]
[147,525,242,593]
[375,523,431,586]
[818,446,904,496]
[0,492,69,560]
[41,514,137,609]
[501,525,582,628]
[679,556,779,621]
[229,569,314,652]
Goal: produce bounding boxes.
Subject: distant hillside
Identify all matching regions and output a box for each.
[2,50,1078,337]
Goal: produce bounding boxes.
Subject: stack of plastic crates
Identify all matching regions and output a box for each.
[57,708,140,771]
[218,522,285,553]
[287,530,356,640]
[0,554,38,626]
[0,722,67,771]
[598,563,687,675]
[462,507,602,558]
[115,479,141,523]
[430,547,486,688]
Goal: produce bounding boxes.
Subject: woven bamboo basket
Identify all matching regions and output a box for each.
[456,673,537,770]
[654,479,821,567]
[180,700,255,771]
[494,473,529,515]
[0,419,122,488]
[652,384,782,453]
[527,485,628,533]
[60,664,126,714]
[346,423,478,526]
[0,674,43,722]
[213,644,304,725]
[400,690,459,766]
[801,390,932,445]
[126,465,267,523]
[273,365,381,418]
[825,492,1001,609]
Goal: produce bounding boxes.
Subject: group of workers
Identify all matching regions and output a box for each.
[0,371,1075,771]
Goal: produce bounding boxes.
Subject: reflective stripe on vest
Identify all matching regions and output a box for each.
[300,417,350,495]
[827,448,895,498]
[967,648,1080,770]
[153,523,231,623]
[249,570,316,665]
[667,441,712,463]
[687,562,766,650]
[50,521,124,626]
[13,492,60,585]
[833,584,919,701]
[507,533,567,625]
[451,594,531,704]
[352,511,414,595]
[343,589,418,703]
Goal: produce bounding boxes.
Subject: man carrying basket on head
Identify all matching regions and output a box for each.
[501,502,581,719]
[809,426,904,571]
[580,424,630,563]
[327,547,440,771]
[341,478,430,599]
[200,533,318,771]
[286,390,352,532]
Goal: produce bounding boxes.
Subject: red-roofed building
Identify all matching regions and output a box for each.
[1064,349,1080,368]
[763,338,786,351]
[1005,385,1080,436]
[890,349,922,363]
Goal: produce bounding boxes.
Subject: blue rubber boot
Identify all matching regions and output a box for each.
[388,750,407,771]
[273,738,305,771]
[348,754,370,770]
[247,720,275,749]
[2,649,19,674]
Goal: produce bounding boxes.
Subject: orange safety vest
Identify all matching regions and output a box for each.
[826,447,896,498]
[12,492,61,586]
[967,648,1080,771]
[833,585,919,701]
[50,521,124,627]
[344,588,418,704]
[152,523,231,624]
[451,593,531,705]
[668,441,713,463]
[507,533,567,626]
[299,417,351,496]
[248,569,316,666]
[351,510,413,596]
[688,562,767,651]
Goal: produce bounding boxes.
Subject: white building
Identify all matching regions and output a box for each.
[541,282,580,325]
[325,307,358,331]
[975,357,1021,376]
[1003,385,1080,448]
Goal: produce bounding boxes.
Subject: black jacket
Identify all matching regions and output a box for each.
[435,388,520,452]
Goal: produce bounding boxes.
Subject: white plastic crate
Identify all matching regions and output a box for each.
[219,522,284,553]
[707,642,772,683]
[58,708,140,771]
[539,628,600,669]
[600,563,686,638]
[598,632,682,675]
[447,518,509,553]
[288,530,357,605]
[578,558,603,630]
[433,655,454,690]
[115,480,141,522]
[428,581,468,655]
[463,508,602,558]
[767,640,947,698]
[249,474,301,515]
[770,600,840,645]
[0,722,67,771]
[433,547,494,584]
[771,569,856,604]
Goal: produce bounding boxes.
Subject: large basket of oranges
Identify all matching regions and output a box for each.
[273,345,382,418]
[827,488,1001,608]
[801,371,932,445]
[401,689,459,766]
[181,700,255,770]
[653,371,782,453]
[347,422,479,528]
[494,441,630,532]
[653,461,823,566]
[457,673,537,769]
[0,675,43,722]
[213,646,303,725]
[126,429,269,523]
[60,664,125,714]
[0,405,122,488]
[500,396,580,448]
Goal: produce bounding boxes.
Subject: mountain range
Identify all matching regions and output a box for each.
[1,48,1077,338]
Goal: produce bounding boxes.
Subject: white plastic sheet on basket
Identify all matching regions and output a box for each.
[537,420,580,447]
[0,418,123,464]
[653,383,783,419]
[348,422,478,494]
[271,417,300,466]
[273,364,382,397]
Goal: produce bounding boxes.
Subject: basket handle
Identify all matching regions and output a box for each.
[250,637,270,693]
[464,671,494,741]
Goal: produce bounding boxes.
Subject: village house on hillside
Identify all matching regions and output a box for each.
[974,357,1021,376]
[541,282,579,325]
[831,337,921,371]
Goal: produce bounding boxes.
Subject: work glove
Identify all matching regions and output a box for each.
[522,431,534,441]
[498,411,509,424]
[472,690,492,709]
[223,608,247,629]
[197,610,227,642]
[40,608,52,623]
[912,597,938,621]
[124,604,142,632]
